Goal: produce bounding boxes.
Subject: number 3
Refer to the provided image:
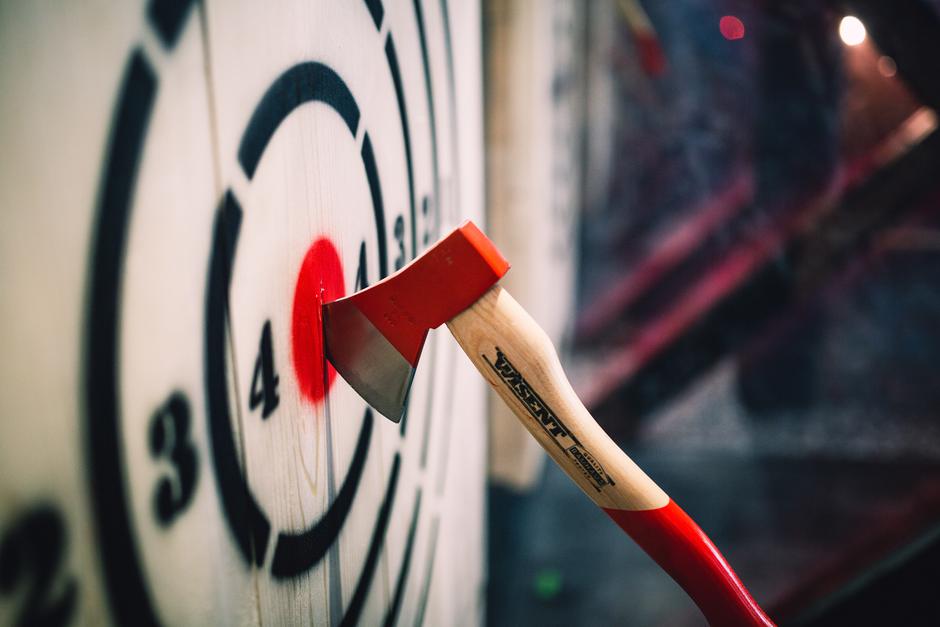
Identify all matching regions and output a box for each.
[149,392,199,526]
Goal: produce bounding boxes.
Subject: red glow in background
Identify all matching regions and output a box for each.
[720,15,745,41]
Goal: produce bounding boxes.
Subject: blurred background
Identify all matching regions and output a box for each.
[483,0,940,625]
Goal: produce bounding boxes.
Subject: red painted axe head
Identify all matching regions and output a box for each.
[322,221,509,421]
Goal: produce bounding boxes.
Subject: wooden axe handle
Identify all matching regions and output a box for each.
[447,285,774,626]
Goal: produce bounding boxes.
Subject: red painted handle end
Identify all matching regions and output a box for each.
[605,501,774,626]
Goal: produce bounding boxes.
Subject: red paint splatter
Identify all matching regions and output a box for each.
[719,15,745,41]
[291,237,345,404]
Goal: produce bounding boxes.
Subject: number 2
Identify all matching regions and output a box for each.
[0,505,77,626]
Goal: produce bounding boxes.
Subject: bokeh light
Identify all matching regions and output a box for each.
[839,15,866,46]
[877,56,897,78]
[719,15,745,41]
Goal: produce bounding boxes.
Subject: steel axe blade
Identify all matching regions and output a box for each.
[321,220,510,421]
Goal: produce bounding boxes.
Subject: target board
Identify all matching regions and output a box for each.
[0,1,486,625]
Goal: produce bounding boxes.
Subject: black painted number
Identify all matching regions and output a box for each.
[0,505,77,627]
[355,240,369,291]
[421,194,433,246]
[149,392,199,526]
[249,320,280,419]
[394,214,406,271]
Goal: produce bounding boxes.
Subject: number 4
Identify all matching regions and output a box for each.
[249,320,280,419]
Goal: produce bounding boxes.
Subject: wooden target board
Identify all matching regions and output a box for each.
[0,1,485,625]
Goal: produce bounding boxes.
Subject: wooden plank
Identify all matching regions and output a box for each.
[201,0,485,624]
[484,0,583,490]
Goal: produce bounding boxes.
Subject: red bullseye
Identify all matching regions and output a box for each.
[291,237,345,403]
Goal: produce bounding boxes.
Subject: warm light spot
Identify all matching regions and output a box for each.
[839,16,866,46]
[719,15,745,41]
[877,55,897,78]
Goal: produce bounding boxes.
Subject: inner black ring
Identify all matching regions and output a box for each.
[205,62,389,577]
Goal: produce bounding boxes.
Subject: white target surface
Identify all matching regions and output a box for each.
[0,1,486,625]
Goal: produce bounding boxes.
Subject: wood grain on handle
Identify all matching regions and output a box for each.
[447,286,774,627]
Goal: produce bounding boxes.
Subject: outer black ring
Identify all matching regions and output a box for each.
[84,48,161,627]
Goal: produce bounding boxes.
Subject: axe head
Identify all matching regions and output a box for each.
[322,221,509,422]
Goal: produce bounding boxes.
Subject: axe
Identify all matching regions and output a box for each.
[322,221,773,626]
